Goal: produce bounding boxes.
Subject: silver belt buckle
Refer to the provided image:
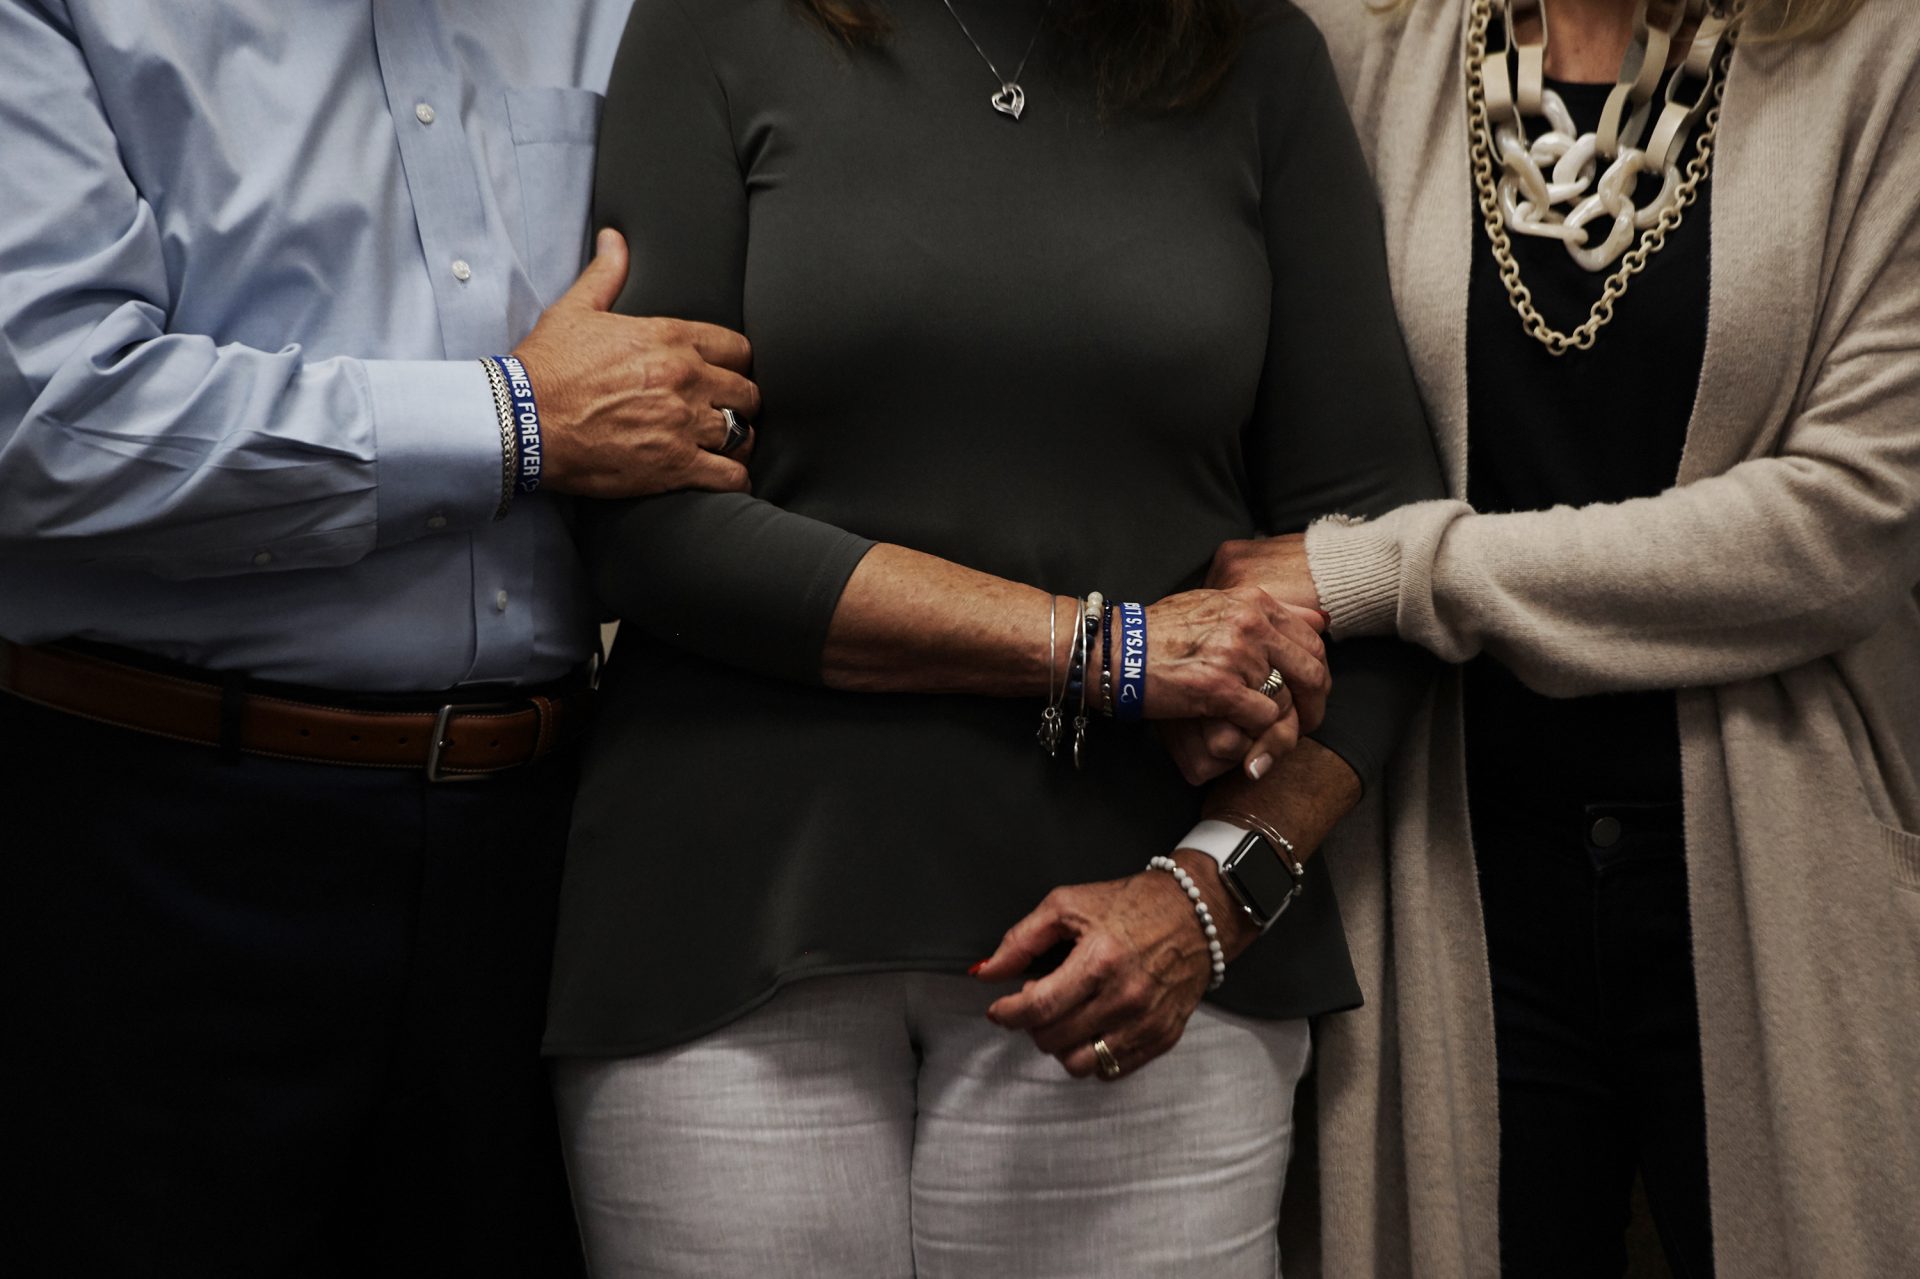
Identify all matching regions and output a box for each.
[425,703,489,783]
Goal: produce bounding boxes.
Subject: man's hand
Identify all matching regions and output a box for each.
[1208,533,1323,614]
[512,228,762,499]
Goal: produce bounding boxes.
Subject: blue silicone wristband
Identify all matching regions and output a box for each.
[489,355,544,494]
[1115,601,1146,721]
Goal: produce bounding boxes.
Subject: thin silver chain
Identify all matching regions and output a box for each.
[937,0,1054,91]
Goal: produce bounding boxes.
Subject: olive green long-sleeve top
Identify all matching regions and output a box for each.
[544,0,1444,1055]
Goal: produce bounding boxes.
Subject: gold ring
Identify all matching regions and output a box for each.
[1091,1037,1122,1080]
[1258,668,1287,700]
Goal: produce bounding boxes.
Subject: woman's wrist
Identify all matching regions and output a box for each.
[1303,513,1406,639]
[1038,591,1141,759]
[1167,848,1261,961]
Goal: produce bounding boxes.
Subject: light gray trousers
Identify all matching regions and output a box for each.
[553,971,1311,1278]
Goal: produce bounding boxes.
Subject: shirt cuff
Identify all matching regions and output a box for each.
[364,358,504,544]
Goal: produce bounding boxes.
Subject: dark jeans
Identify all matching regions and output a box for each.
[1,692,585,1278]
[1472,795,1713,1279]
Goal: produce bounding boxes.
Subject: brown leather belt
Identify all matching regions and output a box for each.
[0,641,580,781]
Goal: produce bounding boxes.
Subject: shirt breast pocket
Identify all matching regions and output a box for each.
[505,87,604,308]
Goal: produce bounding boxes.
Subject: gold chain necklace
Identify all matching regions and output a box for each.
[1466,0,1741,356]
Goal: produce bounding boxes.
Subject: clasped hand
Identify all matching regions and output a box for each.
[1158,534,1327,785]
[1139,585,1328,782]
[986,535,1329,1081]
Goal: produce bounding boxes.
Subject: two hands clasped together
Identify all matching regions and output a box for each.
[517,229,1334,1085]
[969,570,1327,1084]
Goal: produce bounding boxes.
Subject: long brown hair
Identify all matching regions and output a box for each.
[795,0,1251,113]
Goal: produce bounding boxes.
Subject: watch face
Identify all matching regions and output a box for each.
[1223,832,1295,925]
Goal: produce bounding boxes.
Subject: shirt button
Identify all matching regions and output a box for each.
[494,590,510,613]
[252,550,273,567]
[1589,816,1623,849]
[426,514,448,530]
[450,259,472,283]
[414,102,436,126]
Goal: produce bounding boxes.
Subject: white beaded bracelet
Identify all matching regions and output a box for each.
[1148,855,1227,991]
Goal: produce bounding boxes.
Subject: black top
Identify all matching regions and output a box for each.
[1464,77,1704,814]
[545,0,1445,1055]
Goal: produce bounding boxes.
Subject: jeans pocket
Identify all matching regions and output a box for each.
[504,87,603,307]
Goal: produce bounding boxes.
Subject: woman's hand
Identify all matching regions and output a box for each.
[971,853,1257,1081]
[1142,587,1329,778]
[1155,537,1330,783]
[1158,719,1256,787]
[1206,533,1322,613]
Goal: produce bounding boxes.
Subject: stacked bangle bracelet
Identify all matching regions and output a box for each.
[480,358,518,520]
[480,354,545,521]
[1035,592,1148,765]
[1037,594,1064,755]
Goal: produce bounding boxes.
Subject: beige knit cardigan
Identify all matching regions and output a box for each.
[1283,1,1920,1274]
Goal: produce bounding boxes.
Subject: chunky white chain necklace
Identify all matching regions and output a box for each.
[1467,0,1743,354]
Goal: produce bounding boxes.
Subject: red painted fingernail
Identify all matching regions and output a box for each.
[967,960,988,976]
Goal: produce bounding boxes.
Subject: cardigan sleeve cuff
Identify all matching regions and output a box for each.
[1305,514,1405,639]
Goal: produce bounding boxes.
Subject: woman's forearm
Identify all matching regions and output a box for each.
[1301,449,1920,697]
[820,544,1054,697]
[1174,739,1364,958]
[1204,738,1362,871]
[820,544,1333,756]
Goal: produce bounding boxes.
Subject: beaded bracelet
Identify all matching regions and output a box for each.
[1148,855,1227,991]
[1071,592,1102,768]
[1099,601,1116,717]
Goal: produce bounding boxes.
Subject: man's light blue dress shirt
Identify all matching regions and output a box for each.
[0,1,634,690]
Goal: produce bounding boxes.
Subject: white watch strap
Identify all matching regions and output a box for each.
[1177,819,1255,867]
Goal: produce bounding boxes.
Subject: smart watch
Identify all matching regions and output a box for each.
[1177,818,1306,932]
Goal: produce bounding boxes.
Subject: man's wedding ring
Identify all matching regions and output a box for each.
[1091,1037,1122,1080]
[1258,669,1287,700]
[720,408,750,455]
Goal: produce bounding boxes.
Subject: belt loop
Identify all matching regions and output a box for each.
[218,671,247,763]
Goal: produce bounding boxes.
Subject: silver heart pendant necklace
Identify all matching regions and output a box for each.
[937,0,1055,121]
